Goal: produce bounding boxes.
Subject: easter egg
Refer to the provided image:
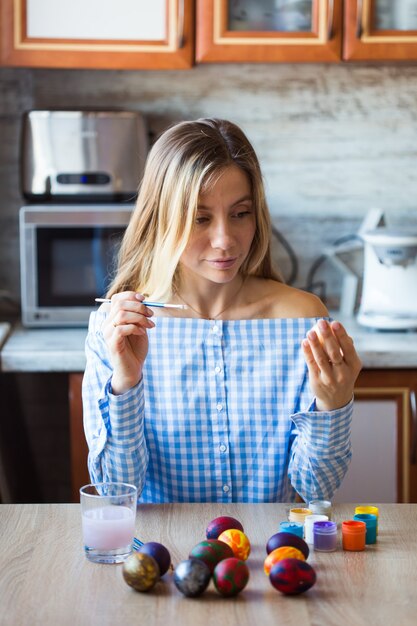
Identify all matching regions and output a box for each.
[189,539,234,573]
[206,516,244,540]
[269,558,316,595]
[266,532,309,560]
[138,541,171,576]
[213,557,250,597]
[264,546,305,575]
[122,552,160,592]
[217,529,251,561]
[173,559,211,598]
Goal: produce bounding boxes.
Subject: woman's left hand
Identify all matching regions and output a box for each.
[302,319,362,411]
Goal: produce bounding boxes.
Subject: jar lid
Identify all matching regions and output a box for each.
[342,520,366,533]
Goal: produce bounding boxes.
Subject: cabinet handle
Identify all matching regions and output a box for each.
[178,0,185,48]
[410,390,417,465]
[327,0,334,40]
[356,0,364,38]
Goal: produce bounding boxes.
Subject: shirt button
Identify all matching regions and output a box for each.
[214,366,221,374]
[212,325,218,333]
[219,444,227,453]
[222,484,230,493]
[216,403,223,411]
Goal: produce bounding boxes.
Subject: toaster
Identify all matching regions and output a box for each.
[21,109,149,202]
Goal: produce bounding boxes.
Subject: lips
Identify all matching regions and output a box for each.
[206,257,238,269]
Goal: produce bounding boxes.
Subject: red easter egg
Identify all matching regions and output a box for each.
[189,539,234,573]
[206,516,244,540]
[213,557,250,597]
[264,546,305,575]
[269,558,316,595]
[218,529,251,561]
[266,532,309,559]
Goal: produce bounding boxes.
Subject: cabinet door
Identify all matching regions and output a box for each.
[196,0,342,63]
[0,0,194,69]
[348,369,417,503]
[344,0,417,60]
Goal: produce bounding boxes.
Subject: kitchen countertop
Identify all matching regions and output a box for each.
[0,315,417,372]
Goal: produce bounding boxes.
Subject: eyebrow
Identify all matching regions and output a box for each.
[197,195,253,210]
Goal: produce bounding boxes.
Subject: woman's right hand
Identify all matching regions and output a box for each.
[102,292,155,395]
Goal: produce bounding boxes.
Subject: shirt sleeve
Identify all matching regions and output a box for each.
[287,395,353,503]
[82,311,149,493]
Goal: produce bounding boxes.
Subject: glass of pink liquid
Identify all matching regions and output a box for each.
[80,483,137,564]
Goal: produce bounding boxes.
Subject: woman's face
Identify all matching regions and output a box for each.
[179,165,256,286]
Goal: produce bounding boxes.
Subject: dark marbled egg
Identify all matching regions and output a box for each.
[173,559,211,598]
[269,558,316,595]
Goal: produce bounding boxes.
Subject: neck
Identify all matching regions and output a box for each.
[175,275,246,320]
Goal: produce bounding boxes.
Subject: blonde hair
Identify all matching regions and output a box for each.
[107,118,281,300]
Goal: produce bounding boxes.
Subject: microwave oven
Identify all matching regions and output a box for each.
[19,204,133,327]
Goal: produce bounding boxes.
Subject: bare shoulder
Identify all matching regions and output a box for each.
[246,278,329,319]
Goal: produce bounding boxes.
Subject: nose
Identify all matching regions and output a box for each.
[210,218,235,250]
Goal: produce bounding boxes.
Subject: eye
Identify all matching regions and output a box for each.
[195,215,209,225]
[234,209,252,219]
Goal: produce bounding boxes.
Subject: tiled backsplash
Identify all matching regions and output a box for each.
[1,63,417,316]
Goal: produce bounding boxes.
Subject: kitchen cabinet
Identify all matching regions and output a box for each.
[2,1,417,69]
[67,369,417,503]
[0,0,194,69]
[2,324,417,503]
[352,370,417,503]
[197,1,417,64]
[196,0,343,63]
[344,0,417,60]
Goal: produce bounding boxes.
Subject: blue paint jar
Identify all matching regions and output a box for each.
[353,513,377,544]
[279,521,304,538]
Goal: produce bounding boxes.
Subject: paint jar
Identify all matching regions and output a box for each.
[279,521,304,538]
[355,505,379,534]
[309,499,332,520]
[288,507,312,525]
[342,520,366,551]
[353,513,377,544]
[304,514,329,545]
[314,521,338,552]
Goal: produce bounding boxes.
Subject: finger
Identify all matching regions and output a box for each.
[302,339,320,378]
[330,321,360,367]
[112,312,155,330]
[111,323,149,338]
[306,329,335,375]
[315,319,344,365]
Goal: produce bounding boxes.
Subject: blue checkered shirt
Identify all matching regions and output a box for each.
[82,312,352,503]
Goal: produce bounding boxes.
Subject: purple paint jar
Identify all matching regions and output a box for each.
[313,521,338,552]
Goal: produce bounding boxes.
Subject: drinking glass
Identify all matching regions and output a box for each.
[80,482,137,564]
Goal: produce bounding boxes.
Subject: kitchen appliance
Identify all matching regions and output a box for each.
[20,204,133,327]
[21,109,148,202]
[19,108,149,327]
[357,227,417,330]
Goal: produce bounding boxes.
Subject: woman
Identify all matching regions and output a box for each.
[82,118,362,504]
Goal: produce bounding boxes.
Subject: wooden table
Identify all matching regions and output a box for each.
[1,503,416,626]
